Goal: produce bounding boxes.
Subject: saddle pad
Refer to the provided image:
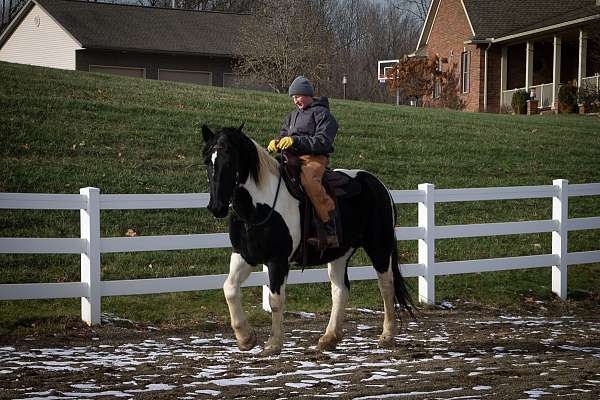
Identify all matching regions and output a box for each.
[326,169,362,198]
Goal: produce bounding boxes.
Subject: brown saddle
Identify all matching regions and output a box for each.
[278,152,362,201]
[278,152,362,266]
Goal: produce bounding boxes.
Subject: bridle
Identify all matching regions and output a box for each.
[235,171,283,228]
[208,142,283,228]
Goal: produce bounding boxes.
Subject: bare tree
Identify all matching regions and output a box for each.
[233,0,334,93]
[135,0,252,10]
[324,0,419,101]
[1,0,27,31]
[391,0,431,25]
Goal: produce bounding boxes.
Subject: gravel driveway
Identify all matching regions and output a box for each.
[1,302,599,399]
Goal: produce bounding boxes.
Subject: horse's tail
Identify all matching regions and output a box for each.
[391,237,415,319]
[388,189,415,319]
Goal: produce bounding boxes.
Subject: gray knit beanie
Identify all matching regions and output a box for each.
[288,76,314,97]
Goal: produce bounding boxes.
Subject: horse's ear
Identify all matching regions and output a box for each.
[201,124,214,143]
[237,122,245,132]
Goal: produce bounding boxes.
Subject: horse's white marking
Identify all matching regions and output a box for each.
[324,248,354,340]
[223,253,253,342]
[266,280,287,351]
[242,143,301,258]
[378,266,397,338]
[333,168,363,178]
[211,150,218,178]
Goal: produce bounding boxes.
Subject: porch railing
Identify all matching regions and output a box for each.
[502,88,520,109]
[581,74,600,92]
[503,74,599,111]
[530,83,554,108]
[502,83,558,110]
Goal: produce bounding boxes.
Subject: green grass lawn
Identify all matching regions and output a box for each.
[1,61,599,334]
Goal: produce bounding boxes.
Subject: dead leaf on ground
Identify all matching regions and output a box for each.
[126,229,137,237]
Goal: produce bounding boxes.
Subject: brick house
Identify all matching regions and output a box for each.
[0,0,248,87]
[412,0,600,112]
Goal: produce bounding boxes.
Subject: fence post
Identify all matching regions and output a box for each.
[418,183,435,304]
[80,187,101,325]
[552,179,568,299]
[262,265,271,312]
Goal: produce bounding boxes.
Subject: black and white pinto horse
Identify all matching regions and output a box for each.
[201,125,412,355]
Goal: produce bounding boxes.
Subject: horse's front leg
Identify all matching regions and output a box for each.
[262,261,289,356]
[224,253,257,351]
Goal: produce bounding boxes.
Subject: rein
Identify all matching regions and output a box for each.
[233,169,284,228]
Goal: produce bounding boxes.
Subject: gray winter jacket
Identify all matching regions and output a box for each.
[278,97,338,156]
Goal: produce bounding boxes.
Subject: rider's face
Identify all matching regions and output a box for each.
[292,95,313,110]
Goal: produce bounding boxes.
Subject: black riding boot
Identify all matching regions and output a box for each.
[322,218,339,249]
[308,211,340,250]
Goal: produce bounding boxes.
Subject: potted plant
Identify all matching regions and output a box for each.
[558,83,578,113]
[511,89,530,115]
[578,85,599,114]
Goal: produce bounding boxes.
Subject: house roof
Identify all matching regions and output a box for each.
[463,0,600,40]
[1,0,248,56]
[416,0,600,51]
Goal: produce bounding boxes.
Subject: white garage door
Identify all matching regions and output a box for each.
[89,65,145,78]
[158,69,211,85]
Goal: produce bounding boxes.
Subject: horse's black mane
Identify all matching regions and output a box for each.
[220,127,261,185]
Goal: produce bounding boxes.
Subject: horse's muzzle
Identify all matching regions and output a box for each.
[208,203,229,218]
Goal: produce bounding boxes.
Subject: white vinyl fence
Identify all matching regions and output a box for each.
[1,180,600,326]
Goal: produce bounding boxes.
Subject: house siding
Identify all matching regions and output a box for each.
[76,49,233,87]
[0,4,82,70]
[422,0,483,112]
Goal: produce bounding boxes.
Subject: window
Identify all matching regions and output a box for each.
[461,51,470,93]
[433,57,442,99]
[433,78,441,99]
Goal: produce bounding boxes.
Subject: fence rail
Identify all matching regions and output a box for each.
[1,179,600,325]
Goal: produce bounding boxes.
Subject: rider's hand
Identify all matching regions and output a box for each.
[277,136,294,150]
[267,139,279,152]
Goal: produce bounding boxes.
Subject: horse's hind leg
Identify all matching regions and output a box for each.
[224,252,257,351]
[365,245,398,348]
[376,261,398,348]
[318,249,354,351]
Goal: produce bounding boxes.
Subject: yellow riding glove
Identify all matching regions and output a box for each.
[267,139,279,152]
[277,136,294,150]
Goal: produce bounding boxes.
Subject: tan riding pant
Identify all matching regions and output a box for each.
[299,154,335,223]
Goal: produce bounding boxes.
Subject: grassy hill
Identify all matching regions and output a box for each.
[1,61,599,334]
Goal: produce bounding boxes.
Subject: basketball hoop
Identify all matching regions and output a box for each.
[377,59,399,83]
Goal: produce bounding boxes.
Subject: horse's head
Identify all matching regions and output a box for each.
[201,124,257,218]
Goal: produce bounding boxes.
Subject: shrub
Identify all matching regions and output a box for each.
[558,83,578,113]
[511,89,530,114]
[578,85,600,113]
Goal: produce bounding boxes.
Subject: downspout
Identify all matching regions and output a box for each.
[483,42,491,112]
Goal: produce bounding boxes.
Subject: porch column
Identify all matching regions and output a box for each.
[552,35,562,110]
[578,29,588,88]
[500,46,507,108]
[525,41,534,91]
